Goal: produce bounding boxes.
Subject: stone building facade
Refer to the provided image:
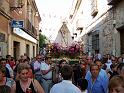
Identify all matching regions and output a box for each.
[69,0,124,56]
[0,0,11,58]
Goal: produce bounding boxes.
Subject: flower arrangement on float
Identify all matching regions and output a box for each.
[50,42,83,58]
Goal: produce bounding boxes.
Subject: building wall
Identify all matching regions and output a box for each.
[114,1,124,55]
[11,34,36,59]
[0,0,41,59]
[116,1,124,28]
[9,0,41,59]
[69,0,124,56]
[0,0,10,57]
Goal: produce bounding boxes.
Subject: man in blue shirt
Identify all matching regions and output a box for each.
[85,63,109,93]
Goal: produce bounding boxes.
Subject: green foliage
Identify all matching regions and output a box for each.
[39,34,47,48]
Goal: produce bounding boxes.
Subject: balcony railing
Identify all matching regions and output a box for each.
[0,0,10,13]
[26,19,37,38]
[10,0,24,11]
[108,0,122,5]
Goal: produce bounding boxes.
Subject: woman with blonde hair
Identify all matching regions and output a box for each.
[11,63,45,93]
[109,75,124,93]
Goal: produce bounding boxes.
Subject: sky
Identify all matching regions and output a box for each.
[35,0,74,42]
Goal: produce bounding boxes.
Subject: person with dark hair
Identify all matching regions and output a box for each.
[6,55,16,69]
[108,64,118,80]
[85,60,109,93]
[0,66,14,93]
[0,85,11,93]
[57,59,67,82]
[94,60,109,79]
[77,78,88,93]
[85,63,109,93]
[73,63,83,86]
[0,58,11,78]
[58,59,67,69]
[50,65,81,93]
[105,54,112,72]
[0,66,15,88]
[117,63,124,77]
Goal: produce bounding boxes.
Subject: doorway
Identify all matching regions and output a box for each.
[118,26,124,54]
[13,41,20,60]
[33,46,35,57]
[26,44,30,57]
[120,30,124,54]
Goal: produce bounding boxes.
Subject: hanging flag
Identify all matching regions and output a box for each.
[54,15,56,18]
[49,28,51,31]
[42,13,45,17]
[45,28,47,30]
[49,14,51,18]
[60,16,62,19]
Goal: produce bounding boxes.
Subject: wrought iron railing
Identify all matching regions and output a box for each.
[26,19,37,38]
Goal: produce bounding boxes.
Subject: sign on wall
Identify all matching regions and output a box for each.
[11,20,24,28]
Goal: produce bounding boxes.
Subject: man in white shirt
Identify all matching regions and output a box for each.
[50,65,82,93]
[33,55,44,86]
[41,56,53,93]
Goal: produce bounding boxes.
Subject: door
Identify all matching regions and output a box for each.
[13,41,20,60]
[120,30,124,54]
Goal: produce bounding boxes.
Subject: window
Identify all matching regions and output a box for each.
[26,44,30,57]
[92,31,99,51]
[0,33,5,42]
[33,46,35,57]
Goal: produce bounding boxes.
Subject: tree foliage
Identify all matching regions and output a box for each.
[39,34,47,48]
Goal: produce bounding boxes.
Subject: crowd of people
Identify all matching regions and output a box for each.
[0,53,124,93]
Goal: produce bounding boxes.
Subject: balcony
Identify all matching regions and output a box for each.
[0,0,10,14]
[76,19,83,34]
[26,19,37,39]
[91,9,98,17]
[10,0,24,11]
[108,0,122,5]
[91,0,98,17]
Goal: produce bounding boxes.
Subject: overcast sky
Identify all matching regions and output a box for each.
[35,0,74,41]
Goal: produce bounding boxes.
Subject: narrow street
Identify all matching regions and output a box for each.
[0,0,124,93]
